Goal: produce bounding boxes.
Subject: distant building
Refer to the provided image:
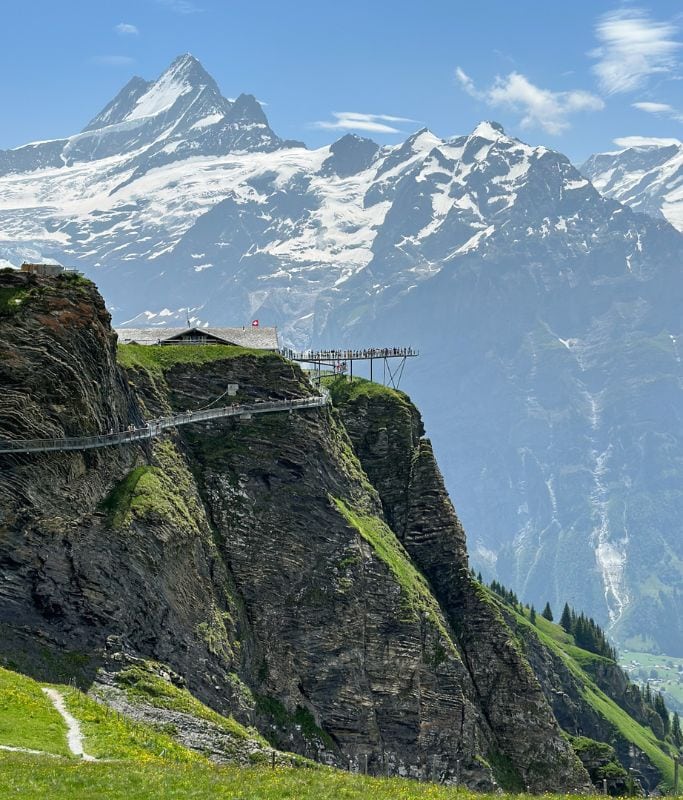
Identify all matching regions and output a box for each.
[115,325,279,351]
[20,262,65,277]
[20,262,82,277]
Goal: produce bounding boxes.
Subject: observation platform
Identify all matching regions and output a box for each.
[281,347,418,389]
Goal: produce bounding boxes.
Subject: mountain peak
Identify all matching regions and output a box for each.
[171,52,199,68]
[320,133,379,177]
[163,53,216,89]
[405,127,441,150]
[85,53,225,134]
[226,93,268,124]
[470,120,506,140]
[83,75,151,131]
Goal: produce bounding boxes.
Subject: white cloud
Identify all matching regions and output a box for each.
[115,22,139,36]
[455,67,604,135]
[312,112,415,135]
[632,100,683,123]
[92,55,136,66]
[455,67,477,96]
[614,135,682,148]
[633,101,673,113]
[592,8,681,94]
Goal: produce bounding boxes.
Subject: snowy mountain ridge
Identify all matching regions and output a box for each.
[0,81,614,341]
[582,137,683,232]
[0,54,296,183]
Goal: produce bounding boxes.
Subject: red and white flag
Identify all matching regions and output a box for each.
[251,319,259,327]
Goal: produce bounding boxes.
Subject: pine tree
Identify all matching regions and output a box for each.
[672,712,682,747]
[654,693,670,735]
[560,602,572,632]
[574,615,585,648]
[542,602,553,622]
[530,605,537,624]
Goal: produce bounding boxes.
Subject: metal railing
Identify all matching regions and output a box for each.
[282,347,418,362]
[0,392,329,455]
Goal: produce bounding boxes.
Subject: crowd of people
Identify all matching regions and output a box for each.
[282,346,417,361]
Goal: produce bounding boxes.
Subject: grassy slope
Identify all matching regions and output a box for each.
[116,343,280,377]
[0,753,607,800]
[0,665,609,800]
[0,666,202,764]
[112,664,261,744]
[326,374,411,408]
[0,668,70,756]
[513,610,676,788]
[59,688,202,763]
[332,497,458,654]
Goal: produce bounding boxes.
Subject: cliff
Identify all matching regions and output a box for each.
[0,269,674,792]
[331,378,677,793]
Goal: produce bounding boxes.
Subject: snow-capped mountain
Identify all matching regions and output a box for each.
[582,137,683,232]
[0,54,297,180]
[2,56,683,655]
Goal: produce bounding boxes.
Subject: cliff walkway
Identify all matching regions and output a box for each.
[0,393,329,455]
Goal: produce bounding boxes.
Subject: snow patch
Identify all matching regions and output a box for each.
[190,113,224,131]
[127,69,192,121]
[589,446,630,625]
[470,121,505,141]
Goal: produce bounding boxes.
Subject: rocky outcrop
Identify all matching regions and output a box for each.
[333,378,673,793]
[569,736,629,796]
[0,270,243,712]
[2,269,665,792]
[333,381,588,791]
[510,615,663,793]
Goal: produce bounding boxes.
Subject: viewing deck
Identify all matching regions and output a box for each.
[282,347,418,388]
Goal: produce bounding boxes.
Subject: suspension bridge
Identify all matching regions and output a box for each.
[0,393,329,455]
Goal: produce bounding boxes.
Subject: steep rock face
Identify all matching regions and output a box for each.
[135,356,496,783]
[0,272,497,784]
[332,381,587,790]
[0,270,244,712]
[0,274,593,789]
[332,378,673,791]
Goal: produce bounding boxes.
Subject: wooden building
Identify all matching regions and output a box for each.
[115,325,279,351]
[20,262,65,277]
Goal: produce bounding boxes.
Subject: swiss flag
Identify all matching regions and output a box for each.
[251,319,259,327]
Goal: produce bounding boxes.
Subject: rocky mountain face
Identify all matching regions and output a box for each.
[0,54,295,178]
[1,55,683,656]
[1,270,676,791]
[316,126,683,656]
[331,380,674,792]
[582,138,683,232]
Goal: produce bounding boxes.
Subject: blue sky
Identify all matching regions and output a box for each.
[1,1,682,161]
